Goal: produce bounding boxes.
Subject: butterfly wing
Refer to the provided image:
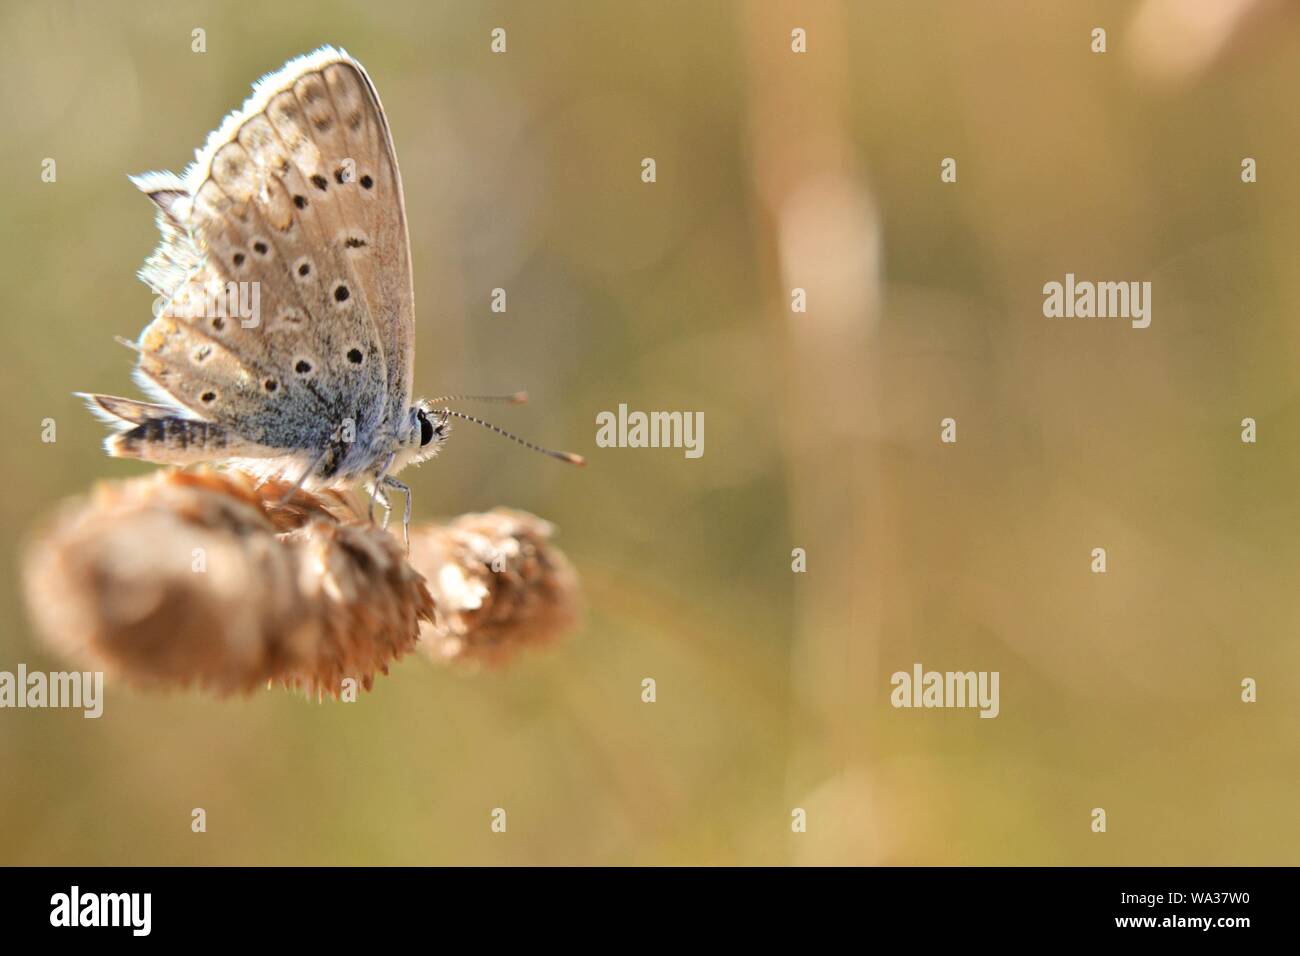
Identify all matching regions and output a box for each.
[119,47,415,482]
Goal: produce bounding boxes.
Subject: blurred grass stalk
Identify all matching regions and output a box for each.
[743,1,887,863]
[1127,0,1297,90]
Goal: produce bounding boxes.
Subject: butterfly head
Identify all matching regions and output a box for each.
[390,392,586,476]
[394,399,450,470]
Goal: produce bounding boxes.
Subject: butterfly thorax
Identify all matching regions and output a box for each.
[327,399,448,485]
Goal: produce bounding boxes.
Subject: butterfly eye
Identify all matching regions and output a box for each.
[418,410,435,447]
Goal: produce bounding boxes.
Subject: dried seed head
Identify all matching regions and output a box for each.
[22,469,581,696]
[23,469,431,697]
[408,508,580,667]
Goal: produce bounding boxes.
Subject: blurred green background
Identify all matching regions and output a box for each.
[2,0,1298,865]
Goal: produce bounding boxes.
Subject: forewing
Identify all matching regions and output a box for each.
[128,47,415,469]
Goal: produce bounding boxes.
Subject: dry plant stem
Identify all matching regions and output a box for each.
[23,468,579,697]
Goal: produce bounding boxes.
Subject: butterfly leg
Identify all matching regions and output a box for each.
[366,482,393,530]
[366,452,397,523]
[278,445,332,506]
[381,475,412,551]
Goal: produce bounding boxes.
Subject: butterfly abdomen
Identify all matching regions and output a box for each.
[108,416,232,464]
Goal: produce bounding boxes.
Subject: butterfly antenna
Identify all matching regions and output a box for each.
[441,409,586,466]
[426,391,529,406]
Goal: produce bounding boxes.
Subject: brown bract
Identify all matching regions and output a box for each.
[22,469,579,697]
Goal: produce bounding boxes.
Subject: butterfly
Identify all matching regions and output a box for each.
[80,47,582,541]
